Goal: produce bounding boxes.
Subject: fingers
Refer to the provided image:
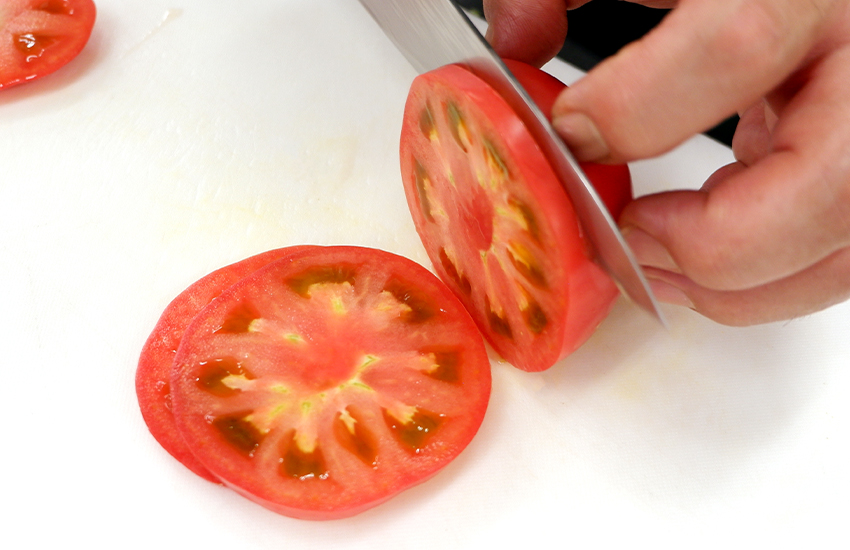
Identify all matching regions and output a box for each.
[551,0,839,162]
[622,40,850,294]
[483,0,574,67]
[642,247,850,326]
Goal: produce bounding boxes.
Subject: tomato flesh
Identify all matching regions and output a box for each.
[0,0,96,89]
[400,61,629,372]
[136,247,312,483]
[169,246,491,520]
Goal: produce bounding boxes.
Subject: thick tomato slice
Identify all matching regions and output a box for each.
[0,0,96,90]
[169,246,491,520]
[400,61,630,372]
[136,247,312,483]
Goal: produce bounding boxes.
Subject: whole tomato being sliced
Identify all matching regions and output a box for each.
[399,60,632,372]
[136,246,313,484]
[169,246,491,520]
[0,0,96,90]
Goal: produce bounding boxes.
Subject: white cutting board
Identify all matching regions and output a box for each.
[2,1,848,548]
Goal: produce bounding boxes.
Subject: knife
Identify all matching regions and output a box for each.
[358,0,665,325]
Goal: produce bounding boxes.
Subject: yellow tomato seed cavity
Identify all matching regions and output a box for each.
[414,160,435,222]
[213,413,264,457]
[507,243,547,288]
[419,103,438,141]
[447,102,472,152]
[294,430,318,454]
[287,264,357,297]
[384,407,445,452]
[281,432,329,481]
[338,408,357,434]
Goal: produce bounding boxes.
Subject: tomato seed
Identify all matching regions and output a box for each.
[485,297,513,339]
[482,140,509,183]
[286,264,357,297]
[212,413,264,456]
[384,279,435,324]
[447,102,471,152]
[383,408,444,453]
[422,348,461,383]
[508,198,542,243]
[507,244,547,288]
[414,160,435,222]
[439,248,472,296]
[334,408,379,468]
[523,300,548,334]
[214,301,261,334]
[419,104,437,140]
[196,357,254,397]
[280,432,329,480]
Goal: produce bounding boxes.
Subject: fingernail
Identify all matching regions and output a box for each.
[621,226,679,273]
[647,276,694,309]
[552,112,609,161]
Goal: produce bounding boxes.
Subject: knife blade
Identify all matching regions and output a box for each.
[358,0,665,325]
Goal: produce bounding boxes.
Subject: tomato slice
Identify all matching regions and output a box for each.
[0,0,96,90]
[399,61,629,372]
[169,246,491,520]
[136,247,312,483]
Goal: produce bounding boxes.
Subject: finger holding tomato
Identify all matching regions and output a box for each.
[484,0,850,326]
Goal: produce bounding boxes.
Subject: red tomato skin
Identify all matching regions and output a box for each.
[502,59,633,220]
[136,246,312,483]
[0,0,97,89]
[400,63,624,372]
[170,246,491,520]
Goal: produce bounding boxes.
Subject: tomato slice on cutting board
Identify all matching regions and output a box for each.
[0,0,96,90]
[399,60,631,372]
[136,247,312,483]
[169,246,491,520]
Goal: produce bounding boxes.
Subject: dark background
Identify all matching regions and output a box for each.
[456,0,738,146]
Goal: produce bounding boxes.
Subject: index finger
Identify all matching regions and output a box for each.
[551,0,838,162]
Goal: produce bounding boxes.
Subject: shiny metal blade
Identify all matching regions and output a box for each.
[358,0,665,325]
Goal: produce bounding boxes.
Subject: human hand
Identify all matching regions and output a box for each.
[483,0,850,325]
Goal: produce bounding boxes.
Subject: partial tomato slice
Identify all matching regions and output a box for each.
[170,246,491,520]
[0,0,96,89]
[400,62,628,372]
[136,246,312,483]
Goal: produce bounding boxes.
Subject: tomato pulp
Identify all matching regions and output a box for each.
[400,60,631,372]
[136,247,313,483]
[0,0,96,89]
[169,246,491,520]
